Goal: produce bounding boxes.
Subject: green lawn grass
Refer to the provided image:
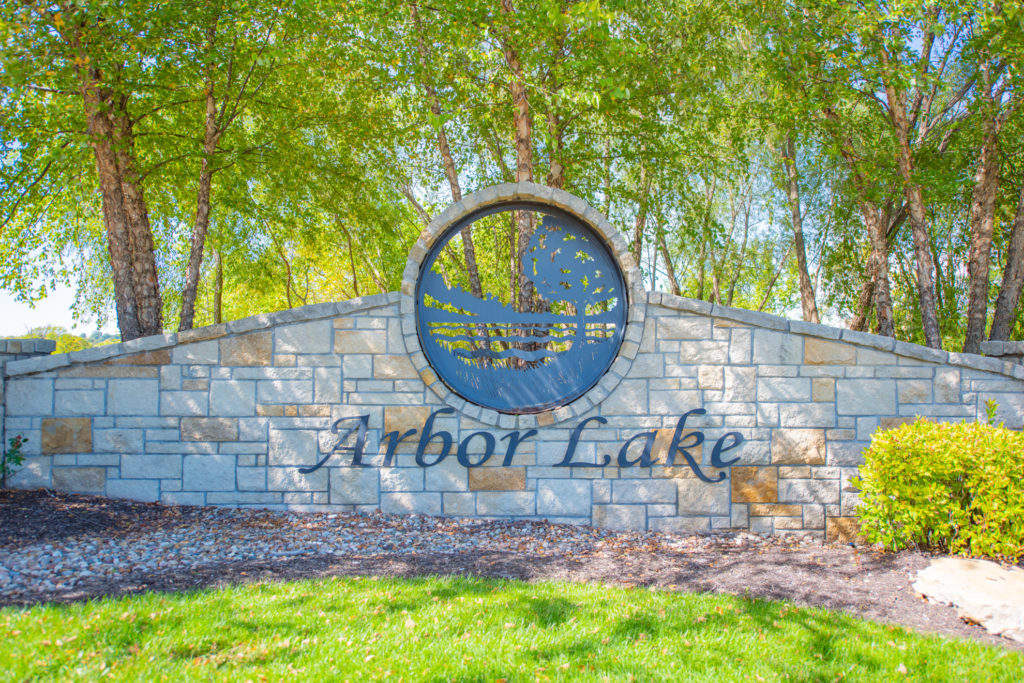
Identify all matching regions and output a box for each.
[2,576,1020,681]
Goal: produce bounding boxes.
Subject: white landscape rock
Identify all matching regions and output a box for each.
[913,557,1024,642]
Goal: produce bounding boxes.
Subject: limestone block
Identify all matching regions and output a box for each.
[181,417,239,442]
[110,350,172,366]
[275,320,332,354]
[475,491,533,515]
[771,429,826,465]
[6,378,53,415]
[41,417,92,454]
[752,330,802,365]
[811,378,834,402]
[778,478,839,505]
[600,380,648,414]
[749,503,801,517]
[722,367,756,402]
[106,379,159,416]
[978,392,1024,430]
[334,329,386,354]
[425,458,468,491]
[268,466,327,492]
[106,479,159,502]
[470,467,526,491]
[9,456,50,488]
[269,429,318,466]
[122,454,182,479]
[171,340,219,365]
[380,467,424,491]
[182,454,236,490]
[221,331,273,366]
[697,366,723,390]
[592,504,645,531]
[728,328,753,364]
[537,479,591,516]
[383,406,431,435]
[93,428,143,453]
[257,379,313,404]
[54,390,104,416]
[825,517,861,543]
[209,492,282,505]
[612,479,676,504]
[314,368,343,403]
[934,368,961,403]
[803,338,855,365]
[677,341,729,364]
[161,492,206,505]
[827,441,867,467]
[758,377,810,402]
[237,467,267,491]
[656,316,710,340]
[374,355,418,379]
[836,379,896,415]
[778,404,836,428]
[913,558,1024,642]
[731,466,777,503]
[381,492,441,515]
[342,355,373,379]
[160,391,208,416]
[443,492,476,516]
[210,381,256,417]
[330,467,379,504]
[649,517,710,534]
[649,390,701,415]
[52,467,105,493]
[676,479,730,514]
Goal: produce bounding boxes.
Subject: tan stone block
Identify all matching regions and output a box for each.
[778,465,812,479]
[274,354,297,366]
[698,366,724,390]
[826,517,862,543]
[419,368,437,386]
[469,467,526,491]
[804,338,856,365]
[879,416,916,431]
[774,516,805,530]
[334,330,386,354]
[731,466,777,503]
[750,503,802,517]
[181,417,239,442]
[221,331,273,366]
[59,365,159,379]
[771,429,826,465]
[41,418,92,454]
[384,406,431,434]
[333,317,356,329]
[537,412,555,427]
[285,405,298,417]
[375,355,417,379]
[811,378,834,402]
[109,349,171,366]
[299,404,331,417]
[257,404,285,417]
[177,324,228,343]
[181,379,209,391]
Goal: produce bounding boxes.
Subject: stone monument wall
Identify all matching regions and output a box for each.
[3,293,1022,540]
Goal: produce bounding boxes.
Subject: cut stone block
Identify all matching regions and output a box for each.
[52,467,105,493]
[221,331,273,366]
[771,429,826,465]
[537,479,591,516]
[592,504,645,531]
[181,417,239,442]
[330,467,379,504]
[41,417,92,454]
[469,467,526,491]
[731,466,777,503]
[182,454,236,491]
[804,338,856,365]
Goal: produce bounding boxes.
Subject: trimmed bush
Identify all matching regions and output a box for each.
[854,417,1024,561]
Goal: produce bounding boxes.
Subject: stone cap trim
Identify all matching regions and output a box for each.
[398,181,648,428]
[3,293,398,378]
[651,291,1024,381]
[0,338,57,355]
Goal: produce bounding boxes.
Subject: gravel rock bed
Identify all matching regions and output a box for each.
[1,489,1019,651]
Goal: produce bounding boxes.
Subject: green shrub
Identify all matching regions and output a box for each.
[854,417,1024,561]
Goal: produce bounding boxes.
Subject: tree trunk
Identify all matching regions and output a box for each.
[109,94,162,337]
[180,46,221,332]
[781,136,819,322]
[631,166,649,266]
[656,227,681,295]
[963,97,1002,352]
[882,80,941,348]
[408,3,483,299]
[213,249,223,325]
[849,271,875,332]
[82,71,142,341]
[990,177,1024,341]
[545,108,564,189]
[861,199,896,337]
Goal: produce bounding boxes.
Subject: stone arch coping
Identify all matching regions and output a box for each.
[397,181,648,429]
[650,291,1024,382]
[2,293,399,378]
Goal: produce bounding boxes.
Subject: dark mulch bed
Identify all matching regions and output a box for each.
[1,488,1018,651]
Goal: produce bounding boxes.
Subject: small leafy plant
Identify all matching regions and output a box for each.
[1,434,27,489]
[854,414,1024,561]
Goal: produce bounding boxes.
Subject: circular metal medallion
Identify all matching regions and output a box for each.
[416,202,627,413]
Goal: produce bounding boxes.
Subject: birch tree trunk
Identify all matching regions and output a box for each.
[963,109,1001,353]
[990,178,1024,341]
[781,136,819,322]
